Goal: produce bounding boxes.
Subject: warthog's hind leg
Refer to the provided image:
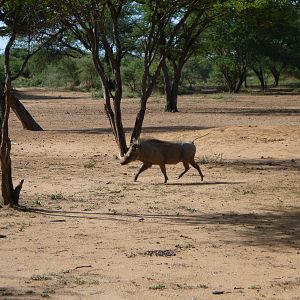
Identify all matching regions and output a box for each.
[134,163,152,181]
[178,162,190,179]
[190,160,204,181]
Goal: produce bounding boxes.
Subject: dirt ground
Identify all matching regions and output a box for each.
[0,88,299,300]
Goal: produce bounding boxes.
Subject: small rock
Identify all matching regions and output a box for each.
[291,159,295,163]
[212,290,225,295]
[0,234,7,238]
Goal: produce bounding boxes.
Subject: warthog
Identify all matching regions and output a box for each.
[120,139,204,183]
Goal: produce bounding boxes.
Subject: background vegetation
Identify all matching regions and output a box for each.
[1,1,299,96]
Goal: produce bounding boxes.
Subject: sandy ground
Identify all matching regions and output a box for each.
[0,88,300,300]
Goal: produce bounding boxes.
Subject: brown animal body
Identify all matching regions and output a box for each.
[120,139,204,183]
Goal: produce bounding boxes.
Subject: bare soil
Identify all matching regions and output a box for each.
[1,88,300,300]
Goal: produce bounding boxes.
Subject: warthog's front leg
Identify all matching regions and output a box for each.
[134,163,152,182]
[159,164,168,183]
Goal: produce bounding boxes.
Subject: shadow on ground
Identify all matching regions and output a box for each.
[0,286,44,299]
[16,91,89,101]
[189,108,300,116]
[220,158,300,171]
[48,125,214,135]
[18,205,300,250]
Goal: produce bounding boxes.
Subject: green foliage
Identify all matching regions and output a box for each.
[9,48,100,90]
[1,0,299,93]
[181,57,212,89]
[77,55,100,90]
[121,55,143,95]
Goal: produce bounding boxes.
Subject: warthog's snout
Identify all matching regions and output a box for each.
[120,138,204,183]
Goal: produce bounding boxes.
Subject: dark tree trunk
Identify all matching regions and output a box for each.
[10,95,43,131]
[130,96,147,142]
[0,83,43,131]
[0,95,24,206]
[221,65,246,93]
[253,66,266,90]
[161,60,173,112]
[269,64,285,87]
[1,33,24,207]
[244,72,248,89]
[234,67,247,93]
[163,63,181,112]
[92,51,127,156]
[168,75,180,112]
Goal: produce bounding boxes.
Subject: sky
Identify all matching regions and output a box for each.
[0,20,8,53]
[0,36,8,53]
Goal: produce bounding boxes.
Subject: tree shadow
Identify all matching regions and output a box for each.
[190,108,300,116]
[48,125,214,135]
[222,158,299,171]
[168,209,300,250]
[17,206,300,250]
[15,91,88,101]
[167,181,244,186]
[0,286,41,299]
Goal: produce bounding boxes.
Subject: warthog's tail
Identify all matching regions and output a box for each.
[192,131,212,144]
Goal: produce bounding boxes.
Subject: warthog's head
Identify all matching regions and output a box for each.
[120,139,141,165]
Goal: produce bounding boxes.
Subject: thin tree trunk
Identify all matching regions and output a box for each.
[130,96,147,142]
[92,52,127,156]
[1,94,24,206]
[234,67,247,93]
[244,72,248,89]
[10,95,43,131]
[169,69,181,112]
[162,60,173,112]
[269,64,285,87]
[1,33,24,207]
[163,63,181,112]
[0,83,43,131]
[253,67,266,90]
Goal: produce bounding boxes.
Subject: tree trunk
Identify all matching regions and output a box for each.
[221,65,246,93]
[168,74,180,112]
[0,94,16,206]
[1,94,24,206]
[221,68,236,93]
[163,63,181,112]
[253,66,266,90]
[244,72,248,89]
[102,84,127,156]
[161,60,173,112]
[130,96,147,143]
[0,83,43,131]
[1,33,24,206]
[234,67,247,93]
[92,52,127,156]
[269,64,285,87]
[10,95,43,131]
